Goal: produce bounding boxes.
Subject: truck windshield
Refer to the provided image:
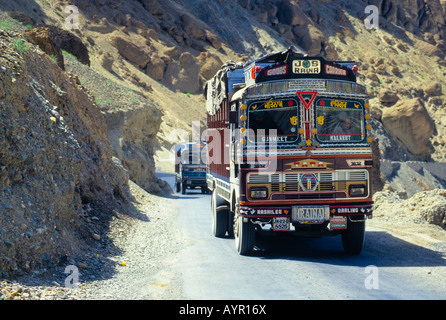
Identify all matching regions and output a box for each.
[247,99,299,144]
[181,150,205,165]
[314,98,365,143]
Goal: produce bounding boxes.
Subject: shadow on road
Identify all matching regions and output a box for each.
[250,230,446,269]
[157,172,445,270]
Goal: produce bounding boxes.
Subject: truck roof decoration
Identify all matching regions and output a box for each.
[204,46,359,116]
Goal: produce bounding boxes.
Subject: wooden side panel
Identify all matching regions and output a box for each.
[206,99,230,179]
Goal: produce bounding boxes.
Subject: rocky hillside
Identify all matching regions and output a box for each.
[0,26,132,276]
[3,1,446,170]
[0,0,445,278]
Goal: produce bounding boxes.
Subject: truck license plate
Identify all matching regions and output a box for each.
[292,206,329,224]
[273,217,290,231]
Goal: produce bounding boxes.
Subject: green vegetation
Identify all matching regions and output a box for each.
[62,50,78,61]
[0,19,13,31]
[49,54,58,63]
[0,17,32,32]
[12,38,29,52]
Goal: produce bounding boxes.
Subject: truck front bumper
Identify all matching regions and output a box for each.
[239,203,373,231]
[182,179,207,188]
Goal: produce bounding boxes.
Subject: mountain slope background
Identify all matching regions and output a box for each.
[0,0,445,277]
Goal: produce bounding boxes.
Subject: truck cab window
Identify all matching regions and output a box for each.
[247,99,299,144]
[315,99,365,143]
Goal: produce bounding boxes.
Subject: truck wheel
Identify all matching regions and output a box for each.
[181,182,186,194]
[211,190,228,237]
[175,182,180,193]
[342,219,365,255]
[235,216,255,255]
[213,206,229,238]
[227,210,235,238]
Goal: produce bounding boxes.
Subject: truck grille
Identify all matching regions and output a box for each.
[247,170,368,194]
[248,170,368,184]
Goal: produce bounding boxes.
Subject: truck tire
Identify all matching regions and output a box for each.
[227,210,235,238]
[342,219,365,255]
[235,216,255,255]
[181,182,186,195]
[175,182,181,193]
[211,190,228,237]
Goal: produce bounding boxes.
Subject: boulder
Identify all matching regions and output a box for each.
[424,82,442,97]
[111,36,150,69]
[181,14,205,41]
[365,71,380,83]
[98,52,114,73]
[381,98,434,155]
[146,53,166,81]
[292,24,325,56]
[379,89,399,104]
[164,52,201,93]
[415,39,445,59]
[277,1,311,26]
[198,52,223,80]
[205,30,222,50]
[138,0,163,18]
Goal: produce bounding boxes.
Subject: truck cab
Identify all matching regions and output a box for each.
[205,47,374,255]
[175,142,208,194]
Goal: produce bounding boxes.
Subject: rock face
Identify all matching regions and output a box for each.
[62,55,167,195]
[23,26,65,69]
[0,31,129,276]
[381,98,434,156]
[24,26,90,70]
[105,103,165,194]
[368,0,446,40]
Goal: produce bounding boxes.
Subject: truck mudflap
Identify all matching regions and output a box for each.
[239,203,373,232]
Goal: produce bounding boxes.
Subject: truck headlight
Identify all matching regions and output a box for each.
[250,187,268,199]
[349,184,366,197]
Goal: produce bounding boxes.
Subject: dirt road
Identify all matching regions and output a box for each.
[2,174,445,300]
[76,173,446,300]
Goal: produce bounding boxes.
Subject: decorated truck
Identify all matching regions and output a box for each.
[204,47,374,255]
[174,142,208,194]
